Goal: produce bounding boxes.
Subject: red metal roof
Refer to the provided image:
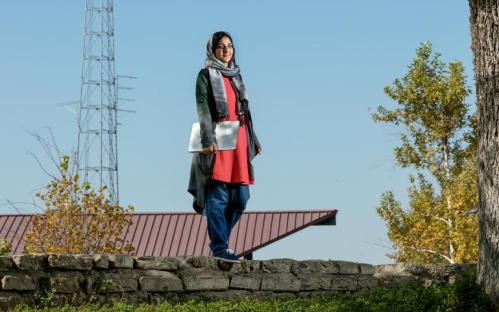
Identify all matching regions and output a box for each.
[0,210,337,257]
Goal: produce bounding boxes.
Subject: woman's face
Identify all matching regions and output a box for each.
[214,36,233,66]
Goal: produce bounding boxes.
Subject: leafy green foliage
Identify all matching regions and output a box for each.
[372,42,478,263]
[452,268,496,312]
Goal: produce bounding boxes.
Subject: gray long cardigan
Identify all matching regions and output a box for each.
[188,68,261,214]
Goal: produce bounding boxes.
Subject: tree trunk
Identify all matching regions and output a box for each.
[442,140,456,263]
[469,0,499,305]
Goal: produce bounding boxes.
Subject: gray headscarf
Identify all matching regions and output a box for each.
[205,33,248,118]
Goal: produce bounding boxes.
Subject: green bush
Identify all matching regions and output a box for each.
[11,269,497,312]
[451,268,496,312]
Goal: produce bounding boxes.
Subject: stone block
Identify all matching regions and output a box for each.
[261,259,296,273]
[407,264,434,276]
[1,274,36,291]
[374,263,458,288]
[171,256,188,269]
[357,275,378,291]
[441,263,474,277]
[291,260,339,274]
[139,276,182,292]
[94,254,109,269]
[216,260,236,272]
[359,263,375,275]
[376,274,417,288]
[261,273,301,291]
[149,292,181,305]
[46,291,88,307]
[374,263,406,276]
[230,275,261,290]
[185,256,219,269]
[181,269,229,291]
[139,270,183,292]
[48,254,93,270]
[135,256,179,271]
[233,260,261,273]
[238,260,262,273]
[0,292,34,310]
[108,254,134,269]
[12,254,47,271]
[331,275,356,291]
[0,257,13,271]
[375,263,432,277]
[334,261,359,274]
[95,271,137,293]
[48,272,82,294]
[298,273,332,290]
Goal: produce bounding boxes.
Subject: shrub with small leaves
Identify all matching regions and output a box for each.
[0,238,11,256]
[24,156,135,255]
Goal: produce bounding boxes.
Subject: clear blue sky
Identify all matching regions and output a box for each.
[0,1,474,264]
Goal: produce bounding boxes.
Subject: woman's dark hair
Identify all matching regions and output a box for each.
[211,31,235,60]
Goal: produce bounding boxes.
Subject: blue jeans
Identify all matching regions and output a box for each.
[205,180,250,255]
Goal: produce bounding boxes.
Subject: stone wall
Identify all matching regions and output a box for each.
[375,263,475,288]
[0,254,474,309]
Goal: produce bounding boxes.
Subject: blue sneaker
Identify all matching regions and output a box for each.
[213,249,240,263]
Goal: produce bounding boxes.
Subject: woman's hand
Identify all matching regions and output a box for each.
[202,143,218,155]
[257,147,262,155]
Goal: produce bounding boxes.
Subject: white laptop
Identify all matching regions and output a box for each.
[188,120,240,152]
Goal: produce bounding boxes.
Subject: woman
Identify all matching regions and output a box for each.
[188,31,261,262]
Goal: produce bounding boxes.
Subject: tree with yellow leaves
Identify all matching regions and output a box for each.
[372,42,478,264]
[24,155,135,255]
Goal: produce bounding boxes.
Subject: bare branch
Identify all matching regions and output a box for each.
[45,127,62,164]
[26,129,63,176]
[464,205,479,216]
[26,185,46,197]
[365,240,395,251]
[31,198,42,212]
[401,244,453,263]
[26,150,57,180]
[26,130,60,174]
[368,239,453,263]
[70,148,79,178]
[415,211,453,227]
[3,200,34,214]
[433,216,452,227]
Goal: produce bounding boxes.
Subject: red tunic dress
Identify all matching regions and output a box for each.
[211,76,254,185]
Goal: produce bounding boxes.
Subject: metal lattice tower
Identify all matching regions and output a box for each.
[76,0,119,202]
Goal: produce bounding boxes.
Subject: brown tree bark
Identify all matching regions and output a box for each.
[469,0,499,305]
